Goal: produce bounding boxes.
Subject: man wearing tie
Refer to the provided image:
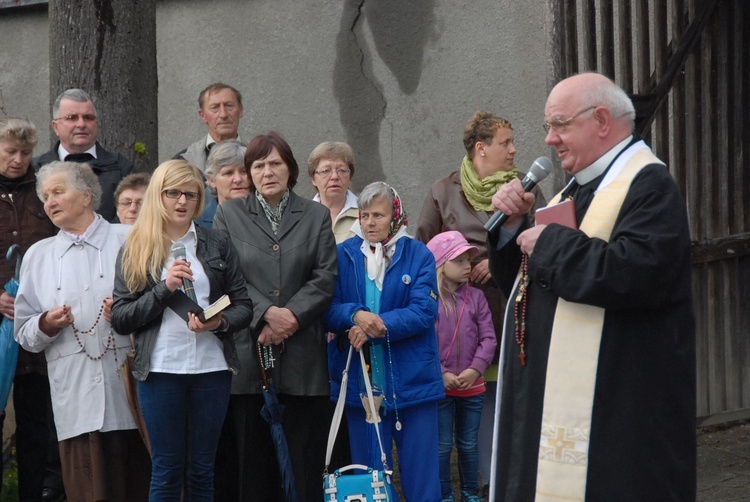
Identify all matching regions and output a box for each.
[33,88,133,222]
[488,72,695,501]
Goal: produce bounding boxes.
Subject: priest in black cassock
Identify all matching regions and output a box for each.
[487,72,695,502]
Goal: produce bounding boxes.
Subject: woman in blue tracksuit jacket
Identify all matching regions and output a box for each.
[324,181,444,502]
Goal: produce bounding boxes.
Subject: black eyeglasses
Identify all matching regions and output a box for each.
[543,106,597,134]
[163,189,199,201]
[53,114,98,123]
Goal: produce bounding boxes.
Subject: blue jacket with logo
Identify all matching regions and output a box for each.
[324,235,444,409]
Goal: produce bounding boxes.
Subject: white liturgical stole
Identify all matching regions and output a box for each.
[534,141,663,501]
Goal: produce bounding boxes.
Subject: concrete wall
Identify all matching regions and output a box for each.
[1,0,550,218]
[0,6,50,146]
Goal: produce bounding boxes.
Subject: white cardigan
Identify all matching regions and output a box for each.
[14,219,135,441]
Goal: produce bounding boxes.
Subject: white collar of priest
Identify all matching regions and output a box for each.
[573,135,633,185]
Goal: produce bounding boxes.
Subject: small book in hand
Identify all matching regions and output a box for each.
[166,290,231,323]
[534,199,577,229]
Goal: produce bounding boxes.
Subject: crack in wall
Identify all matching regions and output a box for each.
[350,0,388,124]
[349,0,394,170]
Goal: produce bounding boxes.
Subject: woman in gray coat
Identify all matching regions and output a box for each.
[213,131,337,501]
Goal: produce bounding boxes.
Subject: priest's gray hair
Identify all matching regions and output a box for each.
[36,161,102,211]
[580,74,636,130]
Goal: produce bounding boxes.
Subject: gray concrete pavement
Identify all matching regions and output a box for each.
[698,420,750,501]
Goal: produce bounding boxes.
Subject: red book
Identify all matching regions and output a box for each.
[534,199,577,229]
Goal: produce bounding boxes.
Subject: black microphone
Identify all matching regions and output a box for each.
[485,156,553,235]
[170,242,198,303]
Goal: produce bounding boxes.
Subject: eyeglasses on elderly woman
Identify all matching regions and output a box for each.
[314,167,351,178]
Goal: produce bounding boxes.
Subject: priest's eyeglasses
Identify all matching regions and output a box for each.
[163,189,199,201]
[543,106,597,134]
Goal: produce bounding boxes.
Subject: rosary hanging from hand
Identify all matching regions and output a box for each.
[71,300,118,368]
[514,254,530,366]
[258,343,275,370]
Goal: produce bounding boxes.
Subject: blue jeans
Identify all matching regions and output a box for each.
[438,394,484,498]
[138,371,231,502]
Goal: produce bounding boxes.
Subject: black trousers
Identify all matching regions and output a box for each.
[13,372,63,502]
[234,393,335,502]
[213,398,239,501]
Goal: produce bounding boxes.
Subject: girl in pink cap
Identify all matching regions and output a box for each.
[427,230,497,502]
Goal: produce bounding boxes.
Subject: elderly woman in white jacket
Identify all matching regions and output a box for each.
[14,161,150,502]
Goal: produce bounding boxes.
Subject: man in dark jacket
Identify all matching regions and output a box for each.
[32,89,133,221]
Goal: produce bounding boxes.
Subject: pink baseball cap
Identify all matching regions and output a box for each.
[426,231,478,268]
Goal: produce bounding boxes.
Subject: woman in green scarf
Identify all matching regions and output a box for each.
[415,111,546,497]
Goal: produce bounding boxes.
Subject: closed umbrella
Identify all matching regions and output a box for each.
[0,244,22,413]
[256,343,297,502]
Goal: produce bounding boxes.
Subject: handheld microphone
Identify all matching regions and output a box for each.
[170,242,198,303]
[485,156,553,235]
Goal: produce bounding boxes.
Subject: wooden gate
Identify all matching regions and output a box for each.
[546,0,750,425]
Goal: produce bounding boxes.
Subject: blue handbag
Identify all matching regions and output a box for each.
[323,347,394,501]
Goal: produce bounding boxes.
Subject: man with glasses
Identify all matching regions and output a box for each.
[173,83,245,228]
[33,88,133,222]
[488,72,695,501]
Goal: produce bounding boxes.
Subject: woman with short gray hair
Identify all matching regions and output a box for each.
[15,160,150,501]
[205,139,249,204]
